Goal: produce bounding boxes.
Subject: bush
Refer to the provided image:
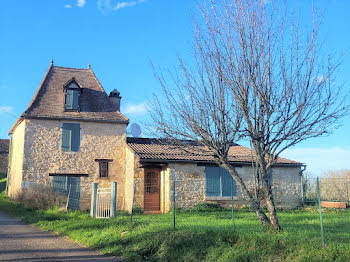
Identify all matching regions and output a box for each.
[16,186,67,210]
[189,202,226,212]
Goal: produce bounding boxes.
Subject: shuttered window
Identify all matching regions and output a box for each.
[65,89,79,110]
[62,123,80,152]
[205,167,237,197]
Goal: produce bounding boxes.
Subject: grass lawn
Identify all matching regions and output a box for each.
[0,185,349,261]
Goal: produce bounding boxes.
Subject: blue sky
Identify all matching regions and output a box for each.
[0,0,349,176]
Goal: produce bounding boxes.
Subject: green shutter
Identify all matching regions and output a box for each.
[62,123,80,152]
[65,89,73,109]
[61,125,71,151]
[70,124,80,152]
[269,168,273,187]
[206,167,221,196]
[221,169,236,196]
[72,90,79,110]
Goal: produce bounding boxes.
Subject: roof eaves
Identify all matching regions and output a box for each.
[23,115,129,124]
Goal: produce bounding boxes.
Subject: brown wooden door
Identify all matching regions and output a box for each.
[144,168,160,211]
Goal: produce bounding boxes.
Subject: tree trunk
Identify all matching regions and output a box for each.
[220,161,271,227]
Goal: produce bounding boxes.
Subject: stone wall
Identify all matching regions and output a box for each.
[0,153,8,174]
[7,120,26,198]
[168,163,206,209]
[165,163,302,210]
[21,119,127,210]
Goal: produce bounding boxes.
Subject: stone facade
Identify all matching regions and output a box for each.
[124,153,302,213]
[0,153,9,175]
[8,118,127,210]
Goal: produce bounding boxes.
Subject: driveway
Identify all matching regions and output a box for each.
[0,211,122,261]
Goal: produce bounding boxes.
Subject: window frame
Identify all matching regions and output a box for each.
[95,159,113,178]
[61,123,80,152]
[64,80,81,112]
[205,166,237,200]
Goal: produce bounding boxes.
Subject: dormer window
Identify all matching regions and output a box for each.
[64,78,81,111]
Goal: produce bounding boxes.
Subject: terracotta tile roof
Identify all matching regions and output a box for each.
[14,64,128,131]
[127,137,303,166]
[0,139,9,153]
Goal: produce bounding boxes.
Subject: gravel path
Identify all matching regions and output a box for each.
[0,211,123,262]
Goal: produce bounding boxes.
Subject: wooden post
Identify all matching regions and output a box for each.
[231,180,235,230]
[317,177,325,248]
[110,182,117,218]
[90,183,98,218]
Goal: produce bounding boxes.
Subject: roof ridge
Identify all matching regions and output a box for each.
[54,65,89,71]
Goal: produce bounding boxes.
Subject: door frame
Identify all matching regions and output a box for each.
[144,167,161,212]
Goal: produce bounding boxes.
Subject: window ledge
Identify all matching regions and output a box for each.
[206,196,239,201]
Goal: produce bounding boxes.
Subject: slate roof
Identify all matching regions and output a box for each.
[0,139,9,153]
[127,137,303,166]
[9,63,128,134]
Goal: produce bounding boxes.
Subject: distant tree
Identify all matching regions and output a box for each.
[320,170,350,202]
[151,0,349,230]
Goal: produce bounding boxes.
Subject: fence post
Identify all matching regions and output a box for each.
[110,182,117,218]
[130,182,136,223]
[90,183,98,218]
[317,177,325,248]
[173,179,176,230]
[231,180,235,230]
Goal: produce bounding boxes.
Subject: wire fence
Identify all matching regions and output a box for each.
[303,177,350,206]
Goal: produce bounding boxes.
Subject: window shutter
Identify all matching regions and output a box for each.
[70,124,80,152]
[61,125,71,152]
[269,168,273,187]
[72,90,79,110]
[221,169,236,196]
[65,89,73,110]
[206,167,221,196]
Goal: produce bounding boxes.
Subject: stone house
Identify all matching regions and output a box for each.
[0,139,9,175]
[7,63,304,213]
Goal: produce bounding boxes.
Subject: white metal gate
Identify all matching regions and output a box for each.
[96,187,111,218]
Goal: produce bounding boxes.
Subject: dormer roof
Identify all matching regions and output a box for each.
[9,64,128,134]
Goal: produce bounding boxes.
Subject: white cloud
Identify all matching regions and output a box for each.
[77,0,86,7]
[122,102,149,116]
[0,106,13,114]
[64,4,72,8]
[281,147,350,177]
[98,0,146,13]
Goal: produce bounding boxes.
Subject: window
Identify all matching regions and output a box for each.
[95,159,113,178]
[62,123,80,152]
[65,89,79,110]
[206,167,237,197]
[64,81,80,111]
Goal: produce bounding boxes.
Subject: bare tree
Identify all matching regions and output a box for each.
[151,0,349,230]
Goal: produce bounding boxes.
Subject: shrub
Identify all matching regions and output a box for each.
[189,202,226,212]
[16,186,67,210]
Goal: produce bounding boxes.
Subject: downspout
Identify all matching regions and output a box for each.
[300,165,307,204]
[5,134,13,195]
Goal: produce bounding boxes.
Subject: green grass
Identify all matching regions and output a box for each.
[0,186,349,261]
[0,174,6,193]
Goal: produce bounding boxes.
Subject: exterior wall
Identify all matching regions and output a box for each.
[7,121,26,198]
[163,163,302,210]
[168,163,206,210]
[0,153,9,174]
[124,146,135,213]
[21,119,127,210]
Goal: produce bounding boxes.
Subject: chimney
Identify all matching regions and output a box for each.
[109,89,121,111]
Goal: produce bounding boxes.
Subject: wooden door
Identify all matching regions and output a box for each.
[144,168,160,211]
